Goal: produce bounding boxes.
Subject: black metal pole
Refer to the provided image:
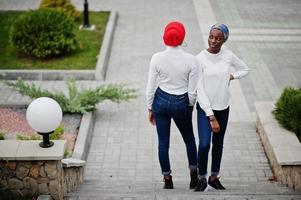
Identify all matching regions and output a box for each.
[83,0,90,27]
[38,131,54,148]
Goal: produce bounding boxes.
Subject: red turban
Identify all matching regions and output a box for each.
[163,21,186,47]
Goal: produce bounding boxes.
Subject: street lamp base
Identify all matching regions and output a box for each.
[79,24,96,31]
[37,131,54,148]
[39,141,54,148]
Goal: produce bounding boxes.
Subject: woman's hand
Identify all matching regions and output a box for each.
[209,115,220,133]
[228,74,234,86]
[148,109,156,125]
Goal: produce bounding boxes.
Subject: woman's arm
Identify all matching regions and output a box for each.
[230,52,250,79]
[146,56,158,110]
[187,58,199,107]
[196,59,213,117]
[146,55,159,125]
[197,60,221,132]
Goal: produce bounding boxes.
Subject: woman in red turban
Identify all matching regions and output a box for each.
[146,21,199,189]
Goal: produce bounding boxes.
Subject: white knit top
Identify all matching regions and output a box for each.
[196,49,250,116]
[146,46,199,109]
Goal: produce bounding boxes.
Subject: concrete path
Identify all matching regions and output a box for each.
[0,0,301,199]
[68,0,300,199]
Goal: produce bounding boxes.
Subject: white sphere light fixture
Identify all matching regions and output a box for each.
[26,97,62,148]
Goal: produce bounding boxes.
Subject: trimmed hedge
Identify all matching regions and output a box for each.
[10,9,77,59]
[273,87,301,142]
[39,0,81,21]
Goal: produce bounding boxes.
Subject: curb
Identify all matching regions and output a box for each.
[95,10,118,81]
[255,101,301,191]
[0,11,118,81]
[71,111,95,161]
[0,70,95,81]
[37,195,52,200]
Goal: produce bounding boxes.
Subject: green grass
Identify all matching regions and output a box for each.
[0,11,109,70]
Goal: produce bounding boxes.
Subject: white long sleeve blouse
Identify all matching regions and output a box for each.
[146,46,199,109]
[196,49,250,116]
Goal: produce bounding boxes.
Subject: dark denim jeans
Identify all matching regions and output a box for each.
[152,87,197,175]
[196,103,229,176]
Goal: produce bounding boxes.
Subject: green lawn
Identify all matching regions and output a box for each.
[0,11,109,70]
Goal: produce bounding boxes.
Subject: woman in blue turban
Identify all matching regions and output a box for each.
[194,23,250,191]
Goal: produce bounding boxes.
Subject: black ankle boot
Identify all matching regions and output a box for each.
[163,175,173,189]
[194,176,207,192]
[208,176,225,190]
[189,171,198,189]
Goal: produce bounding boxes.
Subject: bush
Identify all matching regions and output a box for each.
[16,125,64,140]
[273,87,301,142]
[50,125,64,140]
[4,78,136,114]
[16,134,41,140]
[39,0,81,21]
[10,9,77,59]
[0,132,5,140]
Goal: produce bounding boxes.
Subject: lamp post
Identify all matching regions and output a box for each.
[83,0,90,28]
[80,0,95,30]
[26,97,62,148]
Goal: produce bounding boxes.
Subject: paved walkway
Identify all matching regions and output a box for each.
[0,0,301,199]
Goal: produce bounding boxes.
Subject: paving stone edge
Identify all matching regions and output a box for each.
[255,101,301,191]
[95,10,118,81]
[70,111,95,161]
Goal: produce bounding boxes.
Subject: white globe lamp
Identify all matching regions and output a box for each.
[26,97,63,148]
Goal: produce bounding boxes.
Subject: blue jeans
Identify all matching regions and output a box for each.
[152,87,197,175]
[196,103,229,176]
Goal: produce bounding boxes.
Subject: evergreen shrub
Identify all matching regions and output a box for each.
[39,0,81,21]
[4,79,136,114]
[10,9,77,59]
[273,87,301,142]
[0,133,5,140]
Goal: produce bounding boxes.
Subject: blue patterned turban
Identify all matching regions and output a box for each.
[210,23,229,42]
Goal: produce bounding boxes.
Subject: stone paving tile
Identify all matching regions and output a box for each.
[210,0,301,111]
[65,180,301,199]
[211,0,301,29]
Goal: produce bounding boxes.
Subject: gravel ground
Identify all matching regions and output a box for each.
[0,107,82,153]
